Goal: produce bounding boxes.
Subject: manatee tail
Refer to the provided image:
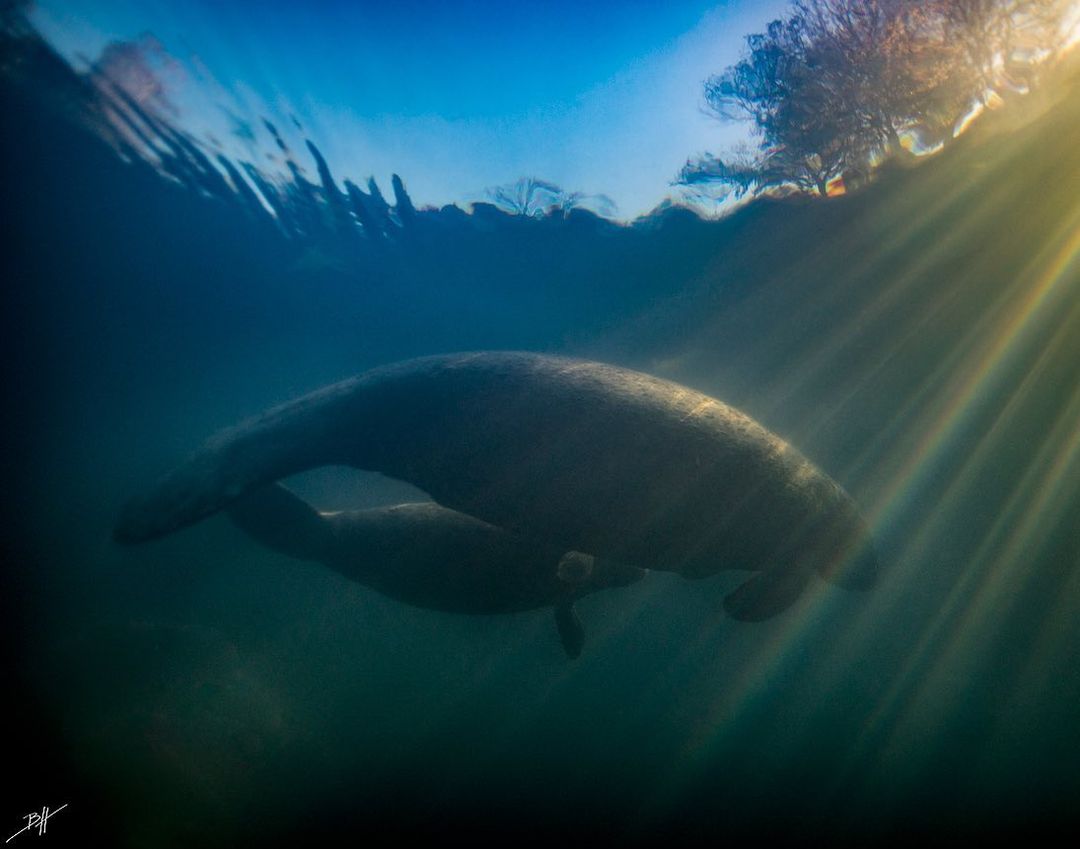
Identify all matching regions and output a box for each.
[225,484,331,563]
[113,378,361,544]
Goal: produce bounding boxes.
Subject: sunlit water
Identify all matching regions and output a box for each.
[2,10,1079,848]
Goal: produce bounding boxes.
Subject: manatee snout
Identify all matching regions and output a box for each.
[811,501,878,591]
[720,505,877,622]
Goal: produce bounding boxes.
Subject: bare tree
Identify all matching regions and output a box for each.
[486,177,615,218]
[487,177,563,217]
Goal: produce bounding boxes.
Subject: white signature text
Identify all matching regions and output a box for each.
[5,805,67,843]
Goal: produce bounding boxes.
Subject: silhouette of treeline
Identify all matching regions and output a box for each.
[1,14,741,376]
[1,9,734,316]
[681,0,1077,198]
[0,12,627,252]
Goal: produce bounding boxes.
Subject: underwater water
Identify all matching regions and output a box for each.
[2,5,1079,848]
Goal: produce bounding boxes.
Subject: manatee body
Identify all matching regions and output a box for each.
[115,352,877,618]
[226,483,645,657]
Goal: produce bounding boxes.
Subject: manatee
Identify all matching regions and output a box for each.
[114,351,877,619]
[225,483,645,657]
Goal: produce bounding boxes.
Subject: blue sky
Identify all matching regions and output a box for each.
[30,0,790,218]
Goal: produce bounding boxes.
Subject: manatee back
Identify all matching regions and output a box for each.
[114,352,873,585]
[349,353,829,574]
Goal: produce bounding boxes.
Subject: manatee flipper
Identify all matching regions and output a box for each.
[225,483,330,562]
[553,600,585,659]
[556,551,595,585]
[723,565,812,621]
